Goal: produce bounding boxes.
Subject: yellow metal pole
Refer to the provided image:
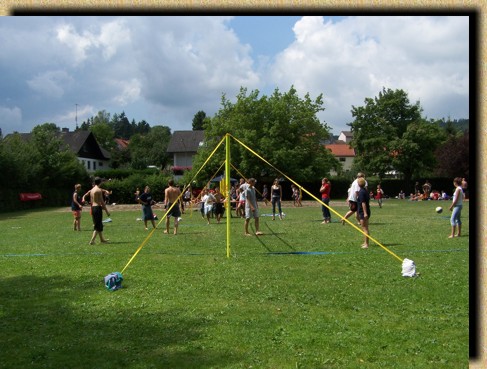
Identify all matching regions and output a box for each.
[225,133,231,258]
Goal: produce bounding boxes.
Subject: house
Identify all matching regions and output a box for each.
[337,131,353,144]
[61,129,111,172]
[7,128,110,173]
[325,142,355,176]
[166,130,205,177]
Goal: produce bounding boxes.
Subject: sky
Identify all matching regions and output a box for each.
[0,15,470,137]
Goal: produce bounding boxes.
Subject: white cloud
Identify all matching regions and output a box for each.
[55,19,130,65]
[270,15,469,130]
[0,16,469,136]
[132,17,259,107]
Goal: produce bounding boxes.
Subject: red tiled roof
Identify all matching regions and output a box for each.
[114,138,130,149]
[325,144,355,157]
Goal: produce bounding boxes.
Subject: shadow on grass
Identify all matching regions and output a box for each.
[259,223,296,252]
[0,274,241,369]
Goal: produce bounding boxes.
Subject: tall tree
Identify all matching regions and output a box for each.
[32,123,86,187]
[111,111,132,139]
[349,87,441,182]
[190,87,337,183]
[192,111,206,130]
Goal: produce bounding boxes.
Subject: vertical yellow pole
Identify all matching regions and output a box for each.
[225,134,231,257]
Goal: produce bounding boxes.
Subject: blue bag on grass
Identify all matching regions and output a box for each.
[104,272,123,291]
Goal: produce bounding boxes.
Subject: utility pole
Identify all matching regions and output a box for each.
[75,103,79,130]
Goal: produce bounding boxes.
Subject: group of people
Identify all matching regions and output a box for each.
[71,178,184,244]
[71,177,111,245]
[198,177,265,235]
[72,172,467,247]
[134,180,183,235]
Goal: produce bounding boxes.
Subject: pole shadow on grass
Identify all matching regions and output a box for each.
[245,223,296,253]
[0,274,241,369]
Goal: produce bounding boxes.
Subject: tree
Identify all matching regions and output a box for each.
[111,111,132,139]
[190,87,338,183]
[349,87,441,183]
[90,121,116,151]
[31,123,87,188]
[192,111,206,130]
[434,130,469,178]
[0,133,39,189]
[129,125,172,169]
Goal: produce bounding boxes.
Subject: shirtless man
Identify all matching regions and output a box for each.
[85,177,110,245]
[164,179,182,235]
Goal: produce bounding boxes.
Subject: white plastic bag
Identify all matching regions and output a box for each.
[402,258,417,277]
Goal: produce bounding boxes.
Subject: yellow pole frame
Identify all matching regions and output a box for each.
[225,134,231,258]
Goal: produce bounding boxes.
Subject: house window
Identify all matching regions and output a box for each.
[99,162,103,167]
[87,161,91,170]
[93,161,97,171]
[339,158,346,162]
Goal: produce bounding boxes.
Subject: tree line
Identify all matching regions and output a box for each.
[0,85,469,211]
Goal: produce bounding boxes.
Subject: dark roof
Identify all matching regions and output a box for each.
[167,130,205,153]
[5,130,110,160]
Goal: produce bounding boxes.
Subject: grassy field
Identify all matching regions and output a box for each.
[0,199,470,368]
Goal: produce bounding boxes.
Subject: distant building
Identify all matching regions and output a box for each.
[166,130,205,178]
[325,131,355,175]
[337,131,353,144]
[6,128,111,173]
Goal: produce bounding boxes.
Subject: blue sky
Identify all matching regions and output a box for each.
[0,15,470,137]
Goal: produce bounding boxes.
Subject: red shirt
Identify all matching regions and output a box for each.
[321,183,331,199]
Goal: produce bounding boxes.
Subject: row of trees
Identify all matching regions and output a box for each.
[0,86,469,211]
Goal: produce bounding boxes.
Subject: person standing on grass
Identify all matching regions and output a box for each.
[71,183,84,231]
[271,178,283,221]
[342,172,367,225]
[376,184,384,208]
[236,178,249,218]
[213,187,226,224]
[86,177,110,245]
[357,177,371,249]
[138,185,157,230]
[320,178,332,224]
[244,178,263,236]
[164,179,182,235]
[449,177,465,238]
[201,188,216,225]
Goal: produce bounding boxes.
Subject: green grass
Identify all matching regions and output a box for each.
[0,199,469,368]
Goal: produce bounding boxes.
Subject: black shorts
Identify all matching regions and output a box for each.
[214,202,224,215]
[349,201,357,212]
[92,206,103,232]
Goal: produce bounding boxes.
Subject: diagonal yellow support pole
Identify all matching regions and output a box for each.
[121,135,227,274]
[229,134,404,263]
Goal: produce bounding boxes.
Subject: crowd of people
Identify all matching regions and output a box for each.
[73,173,467,247]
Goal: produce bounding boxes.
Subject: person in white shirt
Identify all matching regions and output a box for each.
[448,177,465,238]
[341,172,367,225]
[201,188,216,225]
